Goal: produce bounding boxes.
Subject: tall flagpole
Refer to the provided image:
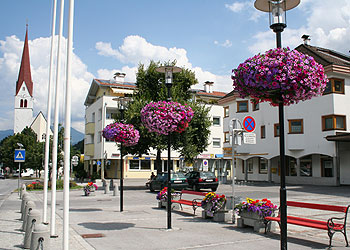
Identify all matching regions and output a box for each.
[50,0,64,237]
[63,0,74,248]
[43,0,57,224]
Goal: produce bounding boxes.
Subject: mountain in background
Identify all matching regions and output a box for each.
[0,128,84,145]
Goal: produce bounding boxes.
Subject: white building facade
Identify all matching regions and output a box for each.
[84,78,227,179]
[219,44,350,186]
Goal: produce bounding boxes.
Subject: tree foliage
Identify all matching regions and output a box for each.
[120,61,211,167]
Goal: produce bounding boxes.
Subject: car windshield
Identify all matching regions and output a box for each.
[162,172,186,179]
[200,172,216,178]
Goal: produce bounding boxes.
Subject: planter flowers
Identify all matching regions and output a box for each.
[102,122,140,147]
[235,198,277,218]
[156,187,181,202]
[84,182,98,196]
[232,47,328,106]
[141,101,194,135]
[201,192,226,216]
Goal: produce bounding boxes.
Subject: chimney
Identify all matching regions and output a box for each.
[204,81,214,93]
[112,72,126,83]
[301,34,310,45]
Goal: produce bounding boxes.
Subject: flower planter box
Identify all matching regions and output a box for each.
[237,211,274,233]
[202,209,231,222]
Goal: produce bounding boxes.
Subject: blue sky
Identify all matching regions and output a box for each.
[1,0,349,132]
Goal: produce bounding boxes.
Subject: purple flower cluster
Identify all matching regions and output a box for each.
[141,101,194,135]
[201,192,226,216]
[235,198,277,218]
[102,122,140,147]
[232,47,328,106]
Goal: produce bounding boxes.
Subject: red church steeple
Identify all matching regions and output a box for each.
[16,25,33,97]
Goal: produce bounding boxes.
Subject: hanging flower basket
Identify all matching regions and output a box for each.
[141,101,194,135]
[102,123,140,147]
[232,47,328,106]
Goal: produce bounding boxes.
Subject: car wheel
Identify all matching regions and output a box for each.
[211,187,217,192]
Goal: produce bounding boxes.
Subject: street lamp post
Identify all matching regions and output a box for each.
[17,143,24,196]
[254,1,300,249]
[156,66,181,230]
[118,97,130,212]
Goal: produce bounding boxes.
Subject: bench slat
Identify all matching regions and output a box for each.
[287,201,347,212]
[265,216,344,230]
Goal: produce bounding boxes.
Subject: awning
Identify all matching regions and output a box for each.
[326,132,350,142]
[110,87,134,95]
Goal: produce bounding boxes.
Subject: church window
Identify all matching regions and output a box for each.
[24,100,28,107]
[20,99,24,107]
[23,87,25,91]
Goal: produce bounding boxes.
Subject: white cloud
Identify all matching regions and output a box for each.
[225,2,246,12]
[248,0,350,56]
[214,40,233,48]
[96,35,232,92]
[0,35,93,132]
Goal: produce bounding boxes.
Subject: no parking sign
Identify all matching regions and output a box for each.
[243,116,256,132]
[203,159,208,171]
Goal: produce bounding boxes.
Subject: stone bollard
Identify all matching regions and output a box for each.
[22,200,36,231]
[104,180,110,194]
[113,183,119,196]
[21,194,30,216]
[30,223,50,250]
[24,209,41,249]
[20,184,27,199]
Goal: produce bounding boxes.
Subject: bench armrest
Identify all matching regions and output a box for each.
[192,198,203,207]
[327,216,345,230]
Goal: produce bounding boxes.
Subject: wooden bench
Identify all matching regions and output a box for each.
[171,190,207,214]
[264,201,350,247]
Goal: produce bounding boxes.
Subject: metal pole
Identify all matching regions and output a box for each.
[120,109,124,212]
[50,0,64,237]
[43,0,57,224]
[276,29,287,250]
[167,84,172,230]
[63,0,74,248]
[18,162,21,196]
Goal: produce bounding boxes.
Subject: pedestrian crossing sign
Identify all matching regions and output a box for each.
[14,149,25,162]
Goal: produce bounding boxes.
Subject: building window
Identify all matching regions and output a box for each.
[300,155,312,177]
[323,78,345,95]
[163,160,174,171]
[261,125,266,139]
[247,158,253,173]
[252,101,259,111]
[129,159,151,171]
[24,100,27,107]
[321,156,333,177]
[213,116,220,126]
[259,158,268,174]
[20,99,24,108]
[224,132,230,143]
[224,106,229,118]
[92,112,95,123]
[237,101,248,113]
[274,124,280,137]
[98,108,102,121]
[213,138,221,148]
[322,115,346,131]
[288,119,303,134]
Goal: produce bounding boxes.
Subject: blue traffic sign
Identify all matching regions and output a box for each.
[243,116,256,132]
[14,149,26,162]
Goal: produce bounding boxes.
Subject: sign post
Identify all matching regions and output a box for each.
[14,148,25,195]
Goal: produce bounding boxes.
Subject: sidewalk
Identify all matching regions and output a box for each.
[1,179,349,250]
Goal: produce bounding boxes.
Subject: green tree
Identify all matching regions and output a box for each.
[120,61,211,172]
[0,127,44,173]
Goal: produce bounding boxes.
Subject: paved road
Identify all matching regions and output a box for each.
[1,179,350,250]
[0,178,17,208]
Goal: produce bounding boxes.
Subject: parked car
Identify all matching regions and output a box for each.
[186,171,218,192]
[149,172,188,192]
